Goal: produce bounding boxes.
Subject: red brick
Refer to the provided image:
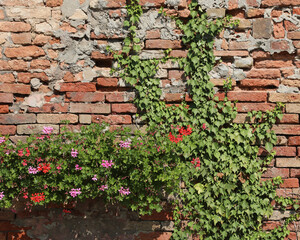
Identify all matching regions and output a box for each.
[271,40,290,51]
[45,0,63,7]
[262,168,289,178]
[288,31,300,39]
[262,221,281,230]
[229,41,251,50]
[284,20,298,31]
[0,84,30,94]
[239,78,279,89]
[227,91,267,102]
[274,147,296,156]
[0,93,13,103]
[164,93,184,102]
[105,0,126,8]
[285,232,297,240]
[4,46,45,58]
[291,169,300,177]
[0,22,31,32]
[30,59,50,70]
[251,50,271,59]
[60,22,77,33]
[11,33,32,44]
[91,51,114,60]
[97,78,118,87]
[272,9,282,17]
[106,92,135,103]
[280,178,299,188]
[70,103,111,114]
[277,114,299,124]
[168,70,185,80]
[247,9,265,18]
[27,103,69,113]
[236,103,276,112]
[112,104,137,113]
[246,69,281,79]
[146,29,160,39]
[0,105,9,113]
[288,136,300,145]
[273,125,300,135]
[262,0,300,7]
[0,73,15,83]
[135,232,172,240]
[214,50,249,57]
[273,22,285,39]
[0,60,28,71]
[228,0,239,10]
[92,115,132,125]
[33,34,51,45]
[246,0,259,6]
[0,9,4,20]
[145,40,182,49]
[58,83,96,92]
[0,125,16,135]
[0,114,36,124]
[293,7,300,15]
[17,72,48,83]
[169,50,188,58]
[141,210,173,221]
[66,92,105,102]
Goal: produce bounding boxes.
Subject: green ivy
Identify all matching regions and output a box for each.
[112,0,300,239]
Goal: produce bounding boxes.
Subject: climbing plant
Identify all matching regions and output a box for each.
[112,0,300,239]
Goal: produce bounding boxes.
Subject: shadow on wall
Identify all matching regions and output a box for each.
[8,199,167,240]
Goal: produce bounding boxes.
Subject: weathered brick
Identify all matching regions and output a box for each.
[27,103,69,113]
[247,8,264,18]
[274,147,296,156]
[0,21,31,32]
[286,104,300,113]
[288,136,300,145]
[145,40,182,49]
[11,33,32,44]
[0,73,15,83]
[17,72,48,83]
[170,50,188,58]
[0,0,44,6]
[0,60,28,71]
[146,29,160,39]
[0,93,13,103]
[164,93,184,102]
[79,115,91,124]
[288,31,300,39]
[106,92,135,103]
[291,169,300,177]
[6,7,51,19]
[273,22,285,39]
[0,114,36,124]
[214,50,249,57]
[239,79,280,88]
[91,51,114,60]
[269,93,300,103]
[227,91,267,102]
[0,105,9,113]
[45,0,63,7]
[262,0,300,7]
[37,114,78,124]
[58,83,96,92]
[276,158,300,168]
[66,92,105,102]
[168,70,185,80]
[270,210,292,220]
[17,124,59,135]
[97,78,118,87]
[271,40,290,51]
[277,114,299,124]
[92,115,132,125]
[70,103,111,114]
[256,60,293,69]
[30,59,51,70]
[229,41,252,50]
[253,18,272,39]
[273,125,300,135]
[33,34,51,45]
[282,80,300,88]
[262,168,289,178]
[228,0,238,10]
[236,103,276,112]
[0,125,16,135]
[280,178,299,188]
[0,84,31,94]
[246,69,281,79]
[4,46,45,58]
[112,104,137,113]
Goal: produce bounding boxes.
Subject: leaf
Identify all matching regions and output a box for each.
[265,142,273,153]
[194,183,205,194]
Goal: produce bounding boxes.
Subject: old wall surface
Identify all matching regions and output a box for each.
[0,0,299,239]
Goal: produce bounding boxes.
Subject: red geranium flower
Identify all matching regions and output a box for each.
[31,193,45,203]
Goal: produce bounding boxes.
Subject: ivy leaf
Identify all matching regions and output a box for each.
[265,142,273,153]
[194,183,205,194]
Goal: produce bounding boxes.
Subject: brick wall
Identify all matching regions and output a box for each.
[0,0,299,239]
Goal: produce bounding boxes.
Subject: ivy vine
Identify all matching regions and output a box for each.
[113,0,300,239]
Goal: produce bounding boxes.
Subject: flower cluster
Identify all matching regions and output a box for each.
[43,126,54,135]
[99,185,108,191]
[92,175,97,181]
[71,149,78,158]
[69,188,81,198]
[0,192,4,200]
[38,163,51,173]
[169,126,192,143]
[31,193,45,203]
[119,140,131,148]
[0,137,5,144]
[75,164,82,171]
[119,187,130,196]
[101,160,114,168]
[28,166,39,174]
[191,157,201,168]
